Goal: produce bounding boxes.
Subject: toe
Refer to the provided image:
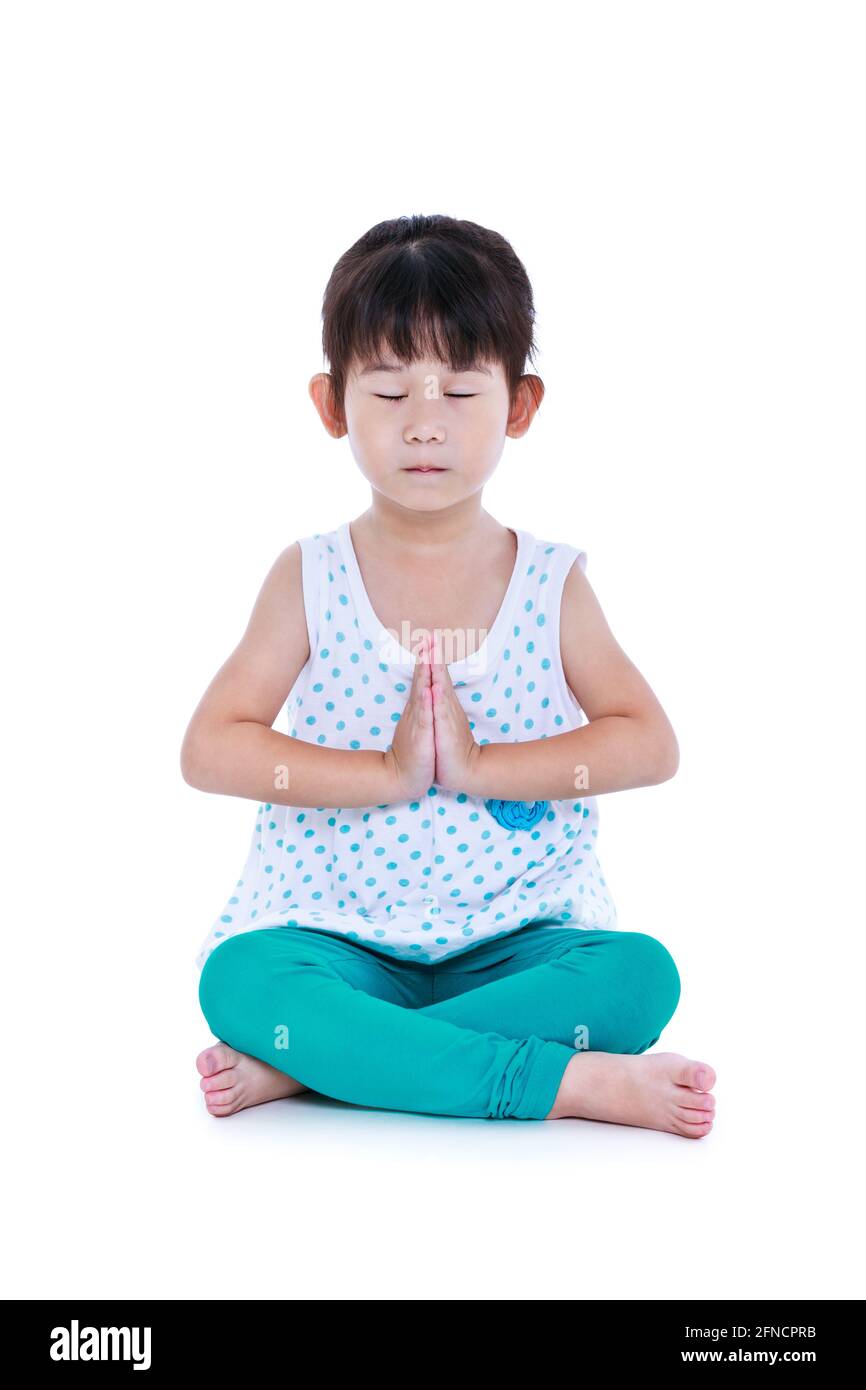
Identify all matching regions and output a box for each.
[677,1060,716,1092]
[200,1073,235,1094]
[677,1102,714,1122]
[205,1085,239,1113]
[680,1090,716,1112]
[196,1043,238,1078]
[676,1116,714,1138]
[196,1047,219,1077]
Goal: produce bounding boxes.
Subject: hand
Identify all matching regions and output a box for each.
[383,631,436,799]
[430,634,483,792]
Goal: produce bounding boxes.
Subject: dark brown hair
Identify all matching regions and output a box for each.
[320,213,542,421]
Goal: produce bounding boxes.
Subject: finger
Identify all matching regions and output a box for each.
[430,655,449,698]
[414,633,431,683]
[429,633,450,682]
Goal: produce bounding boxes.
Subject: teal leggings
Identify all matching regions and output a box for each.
[198,922,681,1121]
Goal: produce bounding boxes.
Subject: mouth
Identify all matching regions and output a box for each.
[404,466,447,474]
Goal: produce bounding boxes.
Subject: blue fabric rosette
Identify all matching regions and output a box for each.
[484,798,550,830]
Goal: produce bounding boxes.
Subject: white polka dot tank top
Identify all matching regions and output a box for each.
[194,522,618,971]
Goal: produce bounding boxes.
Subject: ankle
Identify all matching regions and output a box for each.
[547,1052,602,1119]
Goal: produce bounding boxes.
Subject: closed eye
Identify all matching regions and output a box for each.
[376,394,477,403]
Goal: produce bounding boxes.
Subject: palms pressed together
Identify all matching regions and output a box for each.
[388,630,482,798]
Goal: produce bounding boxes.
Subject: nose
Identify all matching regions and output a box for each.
[403,402,447,444]
[405,423,445,444]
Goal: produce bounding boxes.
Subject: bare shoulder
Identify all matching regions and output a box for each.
[181,541,311,758]
[559,554,679,766]
[245,540,308,645]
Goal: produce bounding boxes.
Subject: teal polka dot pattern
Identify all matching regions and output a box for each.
[194,524,618,971]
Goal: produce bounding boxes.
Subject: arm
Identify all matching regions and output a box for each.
[465,557,680,801]
[179,543,397,808]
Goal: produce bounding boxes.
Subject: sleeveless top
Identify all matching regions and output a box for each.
[193,522,618,971]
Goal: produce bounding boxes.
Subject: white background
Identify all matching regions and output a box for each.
[2,0,863,1300]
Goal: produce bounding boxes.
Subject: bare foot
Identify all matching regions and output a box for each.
[547,1051,717,1138]
[196,1042,309,1117]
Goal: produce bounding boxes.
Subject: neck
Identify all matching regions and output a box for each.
[354,495,502,556]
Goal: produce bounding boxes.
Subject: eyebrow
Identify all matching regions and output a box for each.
[358,360,493,377]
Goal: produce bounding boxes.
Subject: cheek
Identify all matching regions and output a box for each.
[472,395,506,427]
[346,407,389,452]
[463,405,503,450]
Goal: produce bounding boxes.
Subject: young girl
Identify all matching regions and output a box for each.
[183,213,716,1136]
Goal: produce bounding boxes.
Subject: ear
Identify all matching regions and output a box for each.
[505,374,544,438]
[308,373,347,438]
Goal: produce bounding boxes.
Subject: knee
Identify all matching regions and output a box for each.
[198,931,263,1033]
[615,931,681,1036]
[567,930,680,1050]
